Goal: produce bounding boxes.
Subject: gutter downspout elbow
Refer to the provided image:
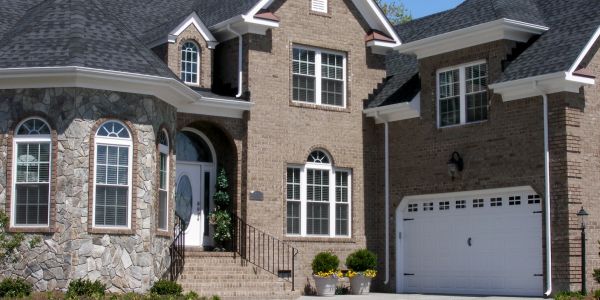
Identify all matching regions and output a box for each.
[383,118,390,285]
[227,25,243,98]
[534,81,552,297]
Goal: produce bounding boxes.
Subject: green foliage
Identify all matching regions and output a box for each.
[374,0,412,25]
[209,296,221,300]
[345,249,377,272]
[149,280,182,296]
[594,289,600,300]
[209,169,232,247]
[555,291,585,300]
[0,211,25,262]
[183,291,199,300]
[29,236,42,249]
[335,286,350,295]
[66,278,106,299]
[594,269,600,284]
[0,277,32,298]
[311,252,340,274]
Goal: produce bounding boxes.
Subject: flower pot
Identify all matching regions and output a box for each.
[313,275,338,297]
[350,274,372,295]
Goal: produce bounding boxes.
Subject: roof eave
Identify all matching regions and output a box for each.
[0,67,251,119]
[364,92,421,124]
[490,72,595,101]
[395,18,549,59]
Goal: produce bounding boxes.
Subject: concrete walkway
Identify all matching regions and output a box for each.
[299,293,545,300]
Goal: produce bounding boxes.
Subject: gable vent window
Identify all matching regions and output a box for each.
[311,0,328,13]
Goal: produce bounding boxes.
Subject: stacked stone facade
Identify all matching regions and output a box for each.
[0,88,177,293]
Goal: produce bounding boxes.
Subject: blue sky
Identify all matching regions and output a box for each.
[389,0,464,19]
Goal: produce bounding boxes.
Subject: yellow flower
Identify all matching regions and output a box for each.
[346,270,357,278]
[364,269,377,278]
[314,270,343,278]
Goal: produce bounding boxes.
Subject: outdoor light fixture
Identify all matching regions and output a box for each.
[447,151,464,181]
[577,206,589,294]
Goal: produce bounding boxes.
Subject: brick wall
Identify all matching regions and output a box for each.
[166,24,214,89]
[240,0,386,289]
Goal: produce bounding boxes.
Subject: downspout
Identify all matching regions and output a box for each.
[383,116,390,285]
[534,81,552,297]
[227,24,244,98]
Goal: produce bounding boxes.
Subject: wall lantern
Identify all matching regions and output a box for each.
[577,206,589,294]
[447,151,464,181]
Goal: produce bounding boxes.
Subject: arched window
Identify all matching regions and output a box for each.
[93,120,132,228]
[181,41,200,84]
[286,150,351,237]
[12,118,52,227]
[157,129,169,231]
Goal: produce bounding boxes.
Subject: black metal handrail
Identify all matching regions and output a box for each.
[169,216,185,281]
[232,214,299,291]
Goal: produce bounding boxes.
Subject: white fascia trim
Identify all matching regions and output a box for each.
[168,12,219,49]
[210,1,279,41]
[0,67,251,119]
[395,18,549,59]
[490,72,595,101]
[568,25,600,73]
[364,92,420,124]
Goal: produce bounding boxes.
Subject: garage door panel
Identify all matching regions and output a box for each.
[400,188,543,296]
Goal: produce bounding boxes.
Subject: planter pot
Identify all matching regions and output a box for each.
[350,274,372,295]
[313,275,338,297]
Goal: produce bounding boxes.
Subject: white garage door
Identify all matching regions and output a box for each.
[397,187,543,296]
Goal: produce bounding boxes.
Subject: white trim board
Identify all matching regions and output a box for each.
[169,12,219,49]
[364,92,421,124]
[395,19,549,59]
[0,66,252,119]
[490,72,595,101]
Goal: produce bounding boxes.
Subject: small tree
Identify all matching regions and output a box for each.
[209,169,232,250]
[0,210,25,263]
[375,0,412,25]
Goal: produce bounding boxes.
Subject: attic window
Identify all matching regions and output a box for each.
[311,0,328,13]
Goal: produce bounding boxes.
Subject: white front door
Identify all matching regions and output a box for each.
[176,162,212,247]
[397,186,543,296]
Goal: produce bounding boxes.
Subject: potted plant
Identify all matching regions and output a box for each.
[345,249,378,295]
[311,252,342,297]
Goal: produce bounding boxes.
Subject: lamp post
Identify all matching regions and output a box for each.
[577,207,589,294]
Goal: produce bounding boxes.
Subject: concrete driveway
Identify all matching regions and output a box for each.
[299,293,545,300]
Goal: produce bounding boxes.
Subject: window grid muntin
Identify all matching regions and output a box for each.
[423,202,433,211]
[465,63,488,122]
[509,196,521,206]
[408,203,418,212]
[13,119,52,227]
[437,61,488,127]
[292,46,346,107]
[157,130,169,231]
[293,48,316,103]
[439,201,450,210]
[321,53,344,106]
[93,121,132,229]
[286,168,301,235]
[528,195,541,204]
[455,200,466,209]
[181,41,199,84]
[473,198,484,208]
[335,171,349,236]
[491,197,503,207]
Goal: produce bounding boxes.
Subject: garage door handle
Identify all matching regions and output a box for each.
[467,237,472,247]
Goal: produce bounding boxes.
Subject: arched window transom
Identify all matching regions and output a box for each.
[307,150,330,164]
[93,120,133,228]
[181,41,199,84]
[12,118,52,227]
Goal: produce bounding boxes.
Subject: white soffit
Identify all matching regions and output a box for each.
[364,92,420,123]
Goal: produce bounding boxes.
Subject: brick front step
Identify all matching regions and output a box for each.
[177,251,300,300]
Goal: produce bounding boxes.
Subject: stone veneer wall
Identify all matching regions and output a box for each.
[0,88,177,293]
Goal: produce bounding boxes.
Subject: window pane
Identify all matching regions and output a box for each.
[440,97,460,126]
[287,201,300,235]
[292,48,316,103]
[321,53,344,106]
[95,186,128,227]
[336,203,348,236]
[159,153,167,190]
[286,168,300,200]
[181,42,199,84]
[15,184,49,225]
[158,190,168,230]
[307,169,329,202]
[335,171,348,203]
[439,69,461,127]
[307,202,329,235]
[466,63,488,123]
[466,92,488,122]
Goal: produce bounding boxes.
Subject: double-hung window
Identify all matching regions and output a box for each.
[93,121,132,229]
[437,61,488,127]
[292,46,346,107]
[12,118,52,227]
[157,130,169,231]
[286,150,351,237]
[181,41,200,85]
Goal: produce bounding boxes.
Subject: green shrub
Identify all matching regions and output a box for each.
[555,291,584,300]
[66,278,106,298]
[345,249,377,272]
[0,277,32,298]
[210,296,221,300]
[593,289,600,300]
[184,291,199,300]
[311,252,339,274]
[594,269,600,284]
[149,280,183,296]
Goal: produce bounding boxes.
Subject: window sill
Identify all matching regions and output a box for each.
[8,226,54,234]
[290,101,349,113]
[309,11,332,18]
[438,120,488,130]
[283,236,355,243]
[88,227,135,235]
[156,229,170,238]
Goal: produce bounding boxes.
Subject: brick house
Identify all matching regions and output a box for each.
[0,0,598,298]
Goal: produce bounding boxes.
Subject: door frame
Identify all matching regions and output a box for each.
[176,128,217,247]
[395,186,538,294]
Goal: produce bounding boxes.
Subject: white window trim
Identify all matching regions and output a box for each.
[286,162,352,238]
[436,60,487,128]
[181,41,201,86]
[292,45,347,108]
[92,121,133,230]
[11,118,52,228]
[158,130,169,231]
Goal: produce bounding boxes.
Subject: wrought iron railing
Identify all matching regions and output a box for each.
[232,214,299,291]
[169,216,185,281]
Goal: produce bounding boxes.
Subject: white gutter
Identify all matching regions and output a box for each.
[534,81,552,297]
[227,25,244,98]
[383,118,390,285]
